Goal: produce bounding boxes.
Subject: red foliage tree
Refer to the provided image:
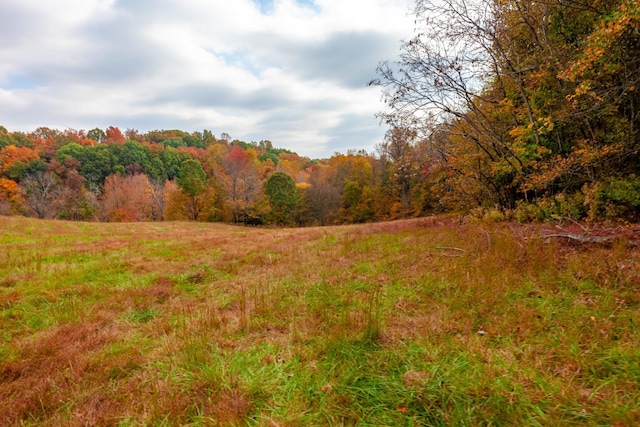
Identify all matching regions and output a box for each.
[104,126,126,145]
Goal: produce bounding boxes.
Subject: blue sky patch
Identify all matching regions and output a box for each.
[217,50,262,78]
[2,74,38,90]
[253,0,319,14]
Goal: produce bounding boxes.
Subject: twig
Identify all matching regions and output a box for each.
[562,216,590,234]
[435,246,467,252]
[481,228,491,249]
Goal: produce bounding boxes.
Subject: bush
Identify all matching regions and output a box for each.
[584,177,640,222]
[513,178,640,223]
[465,206,508,223]
[513,192,586,223]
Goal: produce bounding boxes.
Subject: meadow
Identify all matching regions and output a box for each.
[0,216,638,426]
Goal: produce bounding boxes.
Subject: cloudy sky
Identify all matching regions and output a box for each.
[0,0,415,158]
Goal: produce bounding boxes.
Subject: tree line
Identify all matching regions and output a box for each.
[0,126,427,225]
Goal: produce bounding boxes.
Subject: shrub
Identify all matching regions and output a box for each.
[513,192,587,223]
[584,177,640,222]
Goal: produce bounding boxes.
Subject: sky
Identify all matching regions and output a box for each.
[0,0,415,158]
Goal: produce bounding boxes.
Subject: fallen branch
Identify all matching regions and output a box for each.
[538,233,616,246]
[544,233,612,242]
[559,216,590,234]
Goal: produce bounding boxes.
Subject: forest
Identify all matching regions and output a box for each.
[1,0,639,225]
[0,126,398,225]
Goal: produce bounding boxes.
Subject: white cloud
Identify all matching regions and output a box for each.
[0,0,415,158]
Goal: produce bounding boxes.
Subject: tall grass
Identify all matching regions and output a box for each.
[0,216,638,425]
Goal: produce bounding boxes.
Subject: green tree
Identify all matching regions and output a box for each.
[87,128,105,143]
[163,137,186,148]
[56,143,84,163]
[146,156,166,182]
[120,140,150,175]
[78,144,117,187]
[0,126,12,149]
[265,172,299,225]
[177,160,207,196]
[176,159,209,221]
[161,147,190,180]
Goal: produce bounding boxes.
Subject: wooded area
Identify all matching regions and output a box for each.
[0,126,401,225]
[1,0,639,224]
[372,0,640,222]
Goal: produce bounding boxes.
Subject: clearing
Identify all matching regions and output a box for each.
[0,216,639,426]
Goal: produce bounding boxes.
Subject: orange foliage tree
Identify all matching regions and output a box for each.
[101,173,154,222]
[0,145,40,176]
[0,177,23,214]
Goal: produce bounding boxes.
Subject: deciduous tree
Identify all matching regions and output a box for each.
[21,171,62,219]
[175,159,211,221]
[265,172,299,225]
[101,173,153,222]
[0,177,23,214]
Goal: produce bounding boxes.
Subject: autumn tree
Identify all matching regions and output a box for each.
[0,177,23,215]
[301,165,341,225]
[21,171,63,219]
[378,127,420,215]
[222,145,264,223]
[372,0,516,208]
[104,126,126,145]
[549,0,640,189]
[0,145,41,178]
[30,127,79,163]
[101,173,153,222]
[58,169,95,220]
[224,145,249,213]
[125,128,144,142]
[324,153,376,223]
[276,152,312,183]
[147,178,170,221]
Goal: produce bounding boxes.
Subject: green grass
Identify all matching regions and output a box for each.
[0,216,638,426]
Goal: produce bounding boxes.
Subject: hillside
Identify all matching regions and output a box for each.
[1,217,639,425]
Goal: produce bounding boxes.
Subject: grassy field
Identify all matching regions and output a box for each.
[0,216,639,426]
